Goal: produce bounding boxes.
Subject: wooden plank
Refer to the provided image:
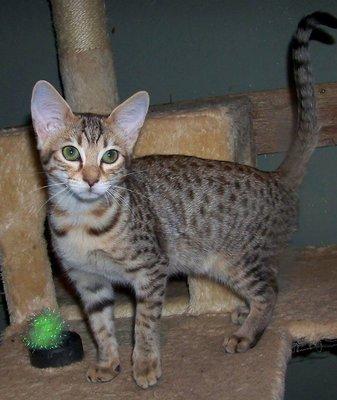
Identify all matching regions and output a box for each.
[246,81,337,154]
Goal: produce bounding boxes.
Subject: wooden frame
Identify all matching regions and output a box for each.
[247,82,337,153]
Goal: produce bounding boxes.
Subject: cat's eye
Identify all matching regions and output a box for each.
[62,146,81,162]
[102,149,119,164]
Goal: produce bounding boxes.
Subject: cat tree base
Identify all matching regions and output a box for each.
[2,246,337,400]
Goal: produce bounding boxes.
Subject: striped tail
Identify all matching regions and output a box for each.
[278,12,337,188]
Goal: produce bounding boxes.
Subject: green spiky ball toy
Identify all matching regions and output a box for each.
[23,309,68,350]
[23,309,84,368]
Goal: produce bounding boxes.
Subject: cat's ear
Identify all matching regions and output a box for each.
[107,91,149,153]
[31,80,75,146]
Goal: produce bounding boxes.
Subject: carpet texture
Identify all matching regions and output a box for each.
[1,246,337,400]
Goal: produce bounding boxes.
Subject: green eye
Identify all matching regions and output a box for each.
[62,146,81,161]
[102,149,119,164]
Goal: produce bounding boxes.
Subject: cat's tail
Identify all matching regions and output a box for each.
[277,12,337,188]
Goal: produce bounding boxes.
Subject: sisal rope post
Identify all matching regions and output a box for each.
[50,0,118,114]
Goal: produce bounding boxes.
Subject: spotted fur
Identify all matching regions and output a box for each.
[31,12,336,389]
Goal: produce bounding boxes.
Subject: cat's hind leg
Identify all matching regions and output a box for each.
[223,290,276,353]
[230,304,249,325]
[67,268,120,382]
[223,260,277,353]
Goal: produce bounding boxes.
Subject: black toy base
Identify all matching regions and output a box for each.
[29,331,84,368]
[292,338,337,357]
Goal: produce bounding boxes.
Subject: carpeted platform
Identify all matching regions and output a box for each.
[1,246,337,400]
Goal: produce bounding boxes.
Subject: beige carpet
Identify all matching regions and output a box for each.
[1,246,337,400]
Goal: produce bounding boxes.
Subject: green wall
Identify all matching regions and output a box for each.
[1,0,337,248]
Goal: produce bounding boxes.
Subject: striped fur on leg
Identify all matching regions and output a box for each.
[67,269,120,382]
[132,268,167,389]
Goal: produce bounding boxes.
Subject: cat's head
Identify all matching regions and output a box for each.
[31,80,149,202]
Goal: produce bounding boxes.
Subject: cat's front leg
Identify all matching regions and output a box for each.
[132,265,167,389]
[67,268,120,382]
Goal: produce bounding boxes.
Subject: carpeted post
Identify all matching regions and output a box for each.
[50,0,119,114]
[0,129,57,326]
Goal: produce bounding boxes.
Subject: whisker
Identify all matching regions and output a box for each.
[113,185,151,201]
[62,187,74,207]
[119,169,147,179]
[109,189,138,221]
[17,171,47,175]
[106,189,124,210]
[28,182,65,195]
[105,190,123,212]
[32,187,69,215]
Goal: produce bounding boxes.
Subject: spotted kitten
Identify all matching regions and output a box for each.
[31,12,336,389]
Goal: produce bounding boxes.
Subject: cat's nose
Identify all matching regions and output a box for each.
[84,177,99,187]
[82,166,100,188]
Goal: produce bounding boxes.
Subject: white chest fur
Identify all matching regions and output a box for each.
[53,228,130,283]
[49,196,132,283]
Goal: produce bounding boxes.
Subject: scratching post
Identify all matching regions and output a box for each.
[50,0,118,113]
[0,130,57,325]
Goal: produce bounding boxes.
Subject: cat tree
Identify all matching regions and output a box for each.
[1,2,337,399]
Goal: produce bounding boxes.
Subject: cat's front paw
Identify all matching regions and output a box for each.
[86,364,121,383]
[223,334,254,353]
[133,353,162,389]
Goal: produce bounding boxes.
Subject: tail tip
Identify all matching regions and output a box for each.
[307,11,337,29]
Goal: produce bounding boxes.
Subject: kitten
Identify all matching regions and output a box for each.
[31,12,336,389]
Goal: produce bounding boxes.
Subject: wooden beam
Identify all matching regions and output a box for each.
[246,81,337,154]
